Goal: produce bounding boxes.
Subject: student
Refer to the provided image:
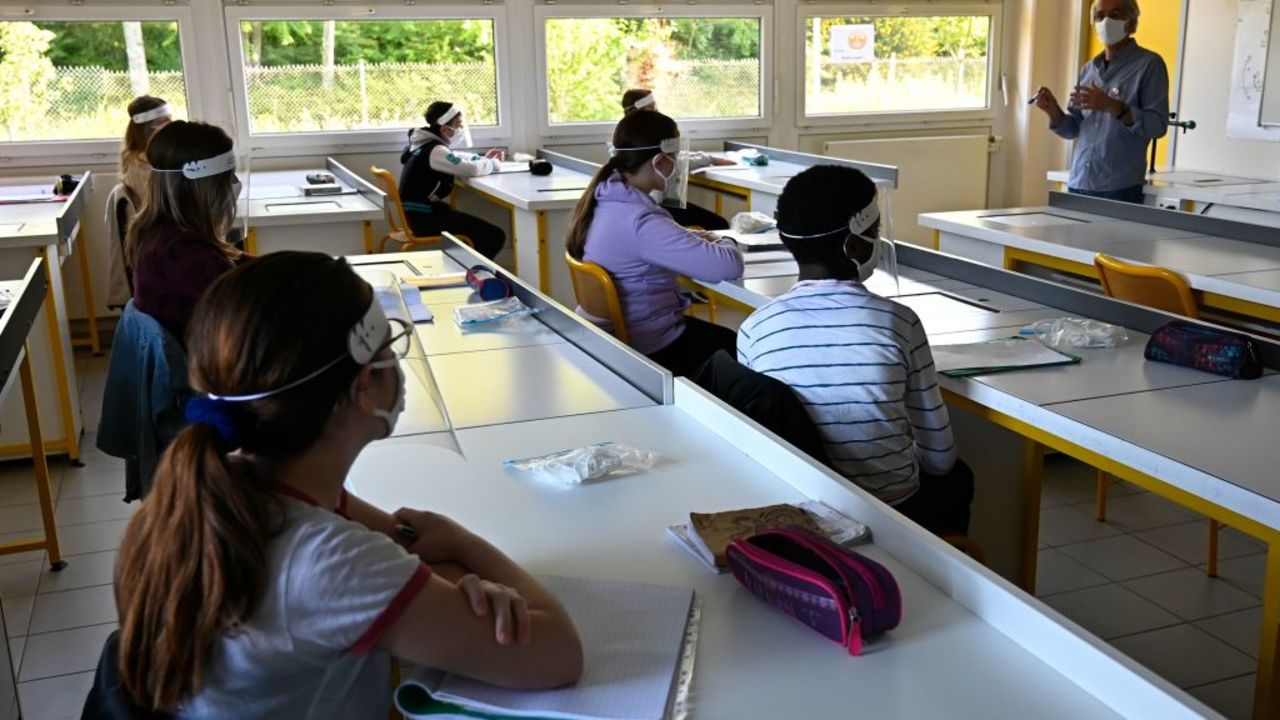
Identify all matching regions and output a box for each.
[125,120,249,342]
[566,110,743,377]
[400,101,507,259]
[111,252,584,718]
[620,88,733,231]
[119,95,172,206]
[736,165,972,536]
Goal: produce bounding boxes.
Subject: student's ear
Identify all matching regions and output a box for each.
[349,364,378,414]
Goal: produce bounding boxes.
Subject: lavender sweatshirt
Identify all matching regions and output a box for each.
[581,175,744,354]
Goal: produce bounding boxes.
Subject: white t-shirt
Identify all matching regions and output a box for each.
[179,491,430,720]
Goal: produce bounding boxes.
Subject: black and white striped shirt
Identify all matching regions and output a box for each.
[738,280,957,504]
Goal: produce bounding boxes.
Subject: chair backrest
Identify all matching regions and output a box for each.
[1094,253,1199,318]
[370,166,410,236]
[564,251,629,343]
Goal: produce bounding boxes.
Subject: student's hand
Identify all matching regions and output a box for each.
[710,156,738,166]
[457,573,532,646]
[485,149,506,162]
[393,508,476,564]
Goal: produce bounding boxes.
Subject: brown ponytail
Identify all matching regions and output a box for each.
[115,252,372,711]
[565,110,679,260]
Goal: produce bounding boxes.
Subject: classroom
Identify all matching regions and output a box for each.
[0,0,1278,718]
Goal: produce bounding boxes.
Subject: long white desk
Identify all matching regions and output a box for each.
[696,241,1280,719]
[1048,168,1280,228]
[919,194,1280,326]
[239,157,385,256]
[338,245,1216,719]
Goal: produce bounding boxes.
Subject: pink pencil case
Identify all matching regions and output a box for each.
[726,527,901,655]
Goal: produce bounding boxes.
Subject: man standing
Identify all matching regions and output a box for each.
[1034,0,1168,204]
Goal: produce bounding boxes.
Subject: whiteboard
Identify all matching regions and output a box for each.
[1229,0,1280,139]
[1265,0,1280,124]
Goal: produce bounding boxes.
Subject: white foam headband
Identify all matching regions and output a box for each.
[153,149,237,180]
[778,200,881,240]
[606,137,680,157]
[131,104,171,124]
[437,105,461,126]
[631,93,656,110]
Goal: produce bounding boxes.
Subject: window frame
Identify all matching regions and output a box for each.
[0,2,206,166]
[795,2,1003,129]
[221,3,512,155]
[533,2,774,139]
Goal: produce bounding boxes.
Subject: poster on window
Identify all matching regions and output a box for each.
[830,24,875,63]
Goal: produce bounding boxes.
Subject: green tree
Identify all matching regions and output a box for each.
[545,19,629,123]
[36,21,182,71]
[0,22,56,140]
[667,18,759,61]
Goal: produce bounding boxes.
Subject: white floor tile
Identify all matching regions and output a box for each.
[1219,525,1266,555]
[18,623,114,681]
[0,532,43,567]
[1123,567,1260,622]
[16,670,94,720]
[54,494,136,527]
[3,596,33,637]
[37,551,116,595]
[1135,521,1265,566]
[1035,548,1109,597]
[54,519,129,557]
[1196,607,1263,659]
[1057,534,1188,581]
[1111,625,1255,689]
[1188,674,1255,720]
[1207,554,1267,598]
[57,470,125,502]
[1040,584,1180,640]
[1038,504,1123,547]
[1040,461,1098,506]
[0,561,41,600]
[0,503,45,535]
[8,636,23,674]
[28,585,117,635]
[1078,492,1196,533]
[0,472,61,509]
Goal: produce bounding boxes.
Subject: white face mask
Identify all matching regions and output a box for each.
[847,234,884,283]
[1095,17,1129,47]
[368,358,406,437]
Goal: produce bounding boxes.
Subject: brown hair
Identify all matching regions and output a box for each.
[119,96,170,198]
[125,120,240,268]
[565,110,679,259]
[621,88,654,115]
[115,251,373,711]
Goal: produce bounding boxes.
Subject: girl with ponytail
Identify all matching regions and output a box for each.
[114,252,582,718]
[565,110,743,378]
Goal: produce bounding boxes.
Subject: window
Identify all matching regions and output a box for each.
[802,14,993,117]
[543,17,763,125]
[235,19,498,135]
[0,20,188,143]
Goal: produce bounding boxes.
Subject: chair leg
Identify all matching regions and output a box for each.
[1207,519,1222,578]
[1095,471,1109,521]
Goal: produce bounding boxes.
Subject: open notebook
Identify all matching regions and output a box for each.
[397,576,695,720]
[932,337,1080,377]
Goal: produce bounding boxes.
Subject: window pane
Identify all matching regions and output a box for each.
[238,20,497,135]
[803,16,991,116]
[0,20,188,143]
[545,17,761,124]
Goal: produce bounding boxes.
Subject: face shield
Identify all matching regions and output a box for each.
[777,181,899,295]
[608,136,690,210]
[437,105,474,150]
[859,179,901,298]
[154,146,248,245]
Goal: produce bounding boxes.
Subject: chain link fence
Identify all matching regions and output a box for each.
[1,66,187,143]
[654,59,761,120]
[807,57,989,114]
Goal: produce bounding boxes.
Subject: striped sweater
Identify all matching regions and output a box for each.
[737,279,957,504]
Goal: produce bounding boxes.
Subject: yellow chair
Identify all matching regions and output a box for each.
[565,252,629,344]
[369,166,472,253]
[1093,253,1223,575]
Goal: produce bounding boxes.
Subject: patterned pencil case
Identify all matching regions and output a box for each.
[1144,320,1263,379]
[725,527,901,655]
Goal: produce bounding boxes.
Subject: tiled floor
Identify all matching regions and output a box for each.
[0,352,1271,719]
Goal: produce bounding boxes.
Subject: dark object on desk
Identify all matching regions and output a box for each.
[302,183,344,196]
[529,159,554,176]
[82,630,174,719]
[305,171,336,185]
[465,265,511,301]
[726,526,901,656]
[54,174,79,195]
[1144,320,1262,379]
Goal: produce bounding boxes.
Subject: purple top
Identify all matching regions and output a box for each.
[133,230,243,341]
[581,175,743,354]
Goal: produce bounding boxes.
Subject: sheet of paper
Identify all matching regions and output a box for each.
[263,200,341,214]
[983,212,1084,228]
[496,161,531,173]
[246,184,300,200]
[932,337,1076,374]
[428,576,693,720]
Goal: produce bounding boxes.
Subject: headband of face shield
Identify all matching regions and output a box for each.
[435,105,473,149]
[629,93,656,111]
[205,297,411,404]
[778,199,884,283]
[131,104,171,124]
[152,148,237,181]
[606,137,681,157]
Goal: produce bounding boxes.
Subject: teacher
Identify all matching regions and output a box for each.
[1034,0,1168,204]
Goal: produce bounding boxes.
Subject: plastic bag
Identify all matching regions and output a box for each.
[453,297,540,329]
[730,211,777,234]
[1019,318,1129,349]
[504,442,659,485]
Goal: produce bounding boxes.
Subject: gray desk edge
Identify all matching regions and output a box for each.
[536,149,601,177]
[54,171,91,246]
[0,258,47,394]
[1049,190,1280,248]
[898,243,1280,368]
[326,157,385,209]
[440,237,672,404]
[723,141,899,189]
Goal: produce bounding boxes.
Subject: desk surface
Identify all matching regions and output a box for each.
[348,407,1133,720]
[462,166,595,211]
[1047,169,1280,214]
[696,158,809,197]
[0,176,86,248]
[239,168,382,226]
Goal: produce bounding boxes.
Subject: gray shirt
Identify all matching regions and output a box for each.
[1053,41,1169,192]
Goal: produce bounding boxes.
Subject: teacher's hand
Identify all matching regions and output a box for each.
[1070,84,1123,116]
[1032,86,1065,126]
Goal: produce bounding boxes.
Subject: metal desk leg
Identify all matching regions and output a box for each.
[363,220,374,254]
[536,211,549,293]
[41,253,80,464]
[1255,544,1280,720]
[245,226,259,255]
[1020,439,1044,593]
[72,228,101,355]
[19,343,64,571]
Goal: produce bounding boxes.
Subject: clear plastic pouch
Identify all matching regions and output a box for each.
[1020,317,1130,349]
[453,297,540,329]
[729,211,777,234]
[503,442,659,485]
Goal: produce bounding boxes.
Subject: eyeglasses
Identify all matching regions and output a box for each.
[380,318,413,360]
